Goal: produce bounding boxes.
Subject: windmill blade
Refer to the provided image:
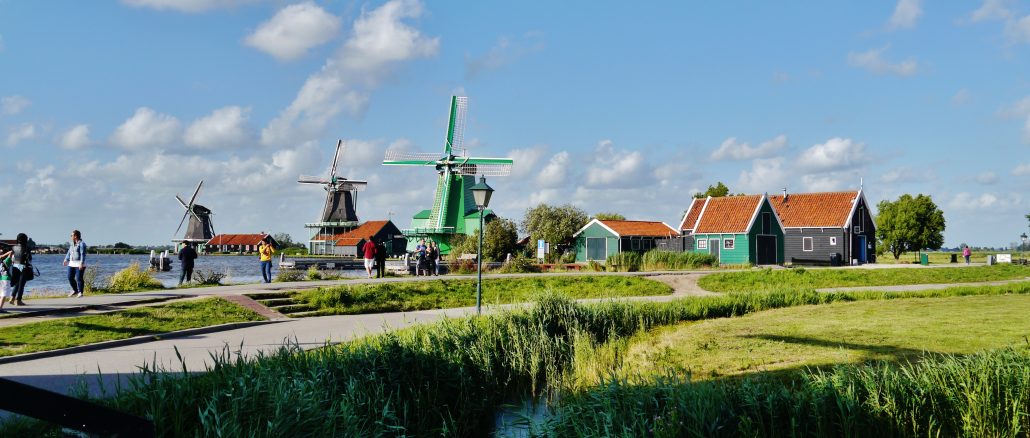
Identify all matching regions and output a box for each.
[328,139,343,181]
[174,209,190,238]
[445,96,468,155]
[336,181,368,192]
[455,163,512,176]
[175,194,190,210]
[383,150,444,165]
[186,180,203,211]
[298,175,330,184]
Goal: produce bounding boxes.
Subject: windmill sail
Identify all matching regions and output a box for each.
[173,180,215,242]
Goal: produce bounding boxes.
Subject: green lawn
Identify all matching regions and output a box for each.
[622,294,1030,379]
[698,263,1030,292]
[294,275,672,315]
[0,298,263,357]
[878,250,1002,264]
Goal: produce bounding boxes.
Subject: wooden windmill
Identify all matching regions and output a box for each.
[382,96,513,254]
[299,140,368,255]
[172,180,216,249]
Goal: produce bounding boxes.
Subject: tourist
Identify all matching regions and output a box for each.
[178,242,198,285]
[375,239,387,278]
[9,233,32,306]
[0,247,12,312]
[416,240,428,276]
[64,230,87,298]
[362,238,377,279]
[258,239,274,283]
[427,241,439,276]
[963,245,971,265]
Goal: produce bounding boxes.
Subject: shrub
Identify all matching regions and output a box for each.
[606,252,642,272]
[107,262,163,292]
[306,266,322,281]
[587,260,605,272]
[192,269,228,286]
[274,269,304,283]
[82,266,102,294]
[497,254,540,274]
[449,258,477,274]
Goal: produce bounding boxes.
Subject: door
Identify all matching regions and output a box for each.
[586,237,607,261]
[756,235,777,265]
[858,235,867,263]
[709,239,720,262]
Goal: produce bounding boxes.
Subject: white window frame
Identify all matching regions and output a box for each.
[723,239,734,250]
[697,239,708,249]
[803,237,814,252]
[829,236,837,246]
[853,226,861,233]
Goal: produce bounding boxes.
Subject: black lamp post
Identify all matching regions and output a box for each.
[1021,233,1027,263]
[470,176,494,315]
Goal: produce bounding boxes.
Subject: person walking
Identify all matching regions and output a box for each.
[0,248,12,313]
[362,238,377,279]
[64,230,87,297]
[963,245,971,265]
[375,239,387,278]
[9,233,32,306]
[178,242,198,285]
[258,239,275,283]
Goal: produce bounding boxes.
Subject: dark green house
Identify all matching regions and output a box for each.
[685,194,785,265]
[573,219,680,262]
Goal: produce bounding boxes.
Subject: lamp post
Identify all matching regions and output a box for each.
[1021,233,1027,264]
[469,176,494,315]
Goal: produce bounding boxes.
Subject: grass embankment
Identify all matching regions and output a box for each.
[698,263,1030,292]
[292,276,672,315]
[0,298,262,357]
[878,250,996,264]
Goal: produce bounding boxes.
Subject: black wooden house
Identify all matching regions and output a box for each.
[767,190,876,265]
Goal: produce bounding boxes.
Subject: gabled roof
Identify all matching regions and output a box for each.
[332,220,397,246]
[678,198,705,231]
[208,233,268,246]
[767,191,860,228]
[573,219,679,238]
[693,195,764,234]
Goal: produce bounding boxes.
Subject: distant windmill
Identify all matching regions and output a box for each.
[299,139,368,254]
[382,96,513,254]
[173,180,215,248]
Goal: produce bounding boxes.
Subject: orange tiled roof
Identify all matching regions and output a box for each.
[693,195,763,234]
[679,198,704,231]
[599,220,679,237]
[333,220,391,246]
[768,191,858,228]
[208,234,267,246]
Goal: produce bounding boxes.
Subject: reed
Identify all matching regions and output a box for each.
[640,250,718,270]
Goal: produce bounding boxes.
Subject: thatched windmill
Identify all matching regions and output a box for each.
[172,180,215,249]
[299,140,368,255]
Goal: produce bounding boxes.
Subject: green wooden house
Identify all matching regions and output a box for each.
[573,219,680,262]
[685,194,785,265]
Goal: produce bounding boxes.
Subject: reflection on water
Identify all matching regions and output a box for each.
[494,396,551,437]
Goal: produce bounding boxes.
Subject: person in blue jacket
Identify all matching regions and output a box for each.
[64,230,87,297]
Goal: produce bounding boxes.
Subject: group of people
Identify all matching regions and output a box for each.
[361,238,389,279]
[414,240,440,276]
[0,233,35,311]
[176,236,276,285]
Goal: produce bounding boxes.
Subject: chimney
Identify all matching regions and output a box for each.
[782,187,788,201]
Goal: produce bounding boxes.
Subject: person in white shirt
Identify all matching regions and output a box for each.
[64,230,87,298]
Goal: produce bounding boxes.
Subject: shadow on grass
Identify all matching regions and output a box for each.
[745,334,941,364]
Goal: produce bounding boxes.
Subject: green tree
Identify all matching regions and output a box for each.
[594,212,626,221]
[483,217,519,262]
[272,232,296,248]
[521,203,589,262]
[876,194,946,260]
[693,181,731,199]
[113,242,132,249]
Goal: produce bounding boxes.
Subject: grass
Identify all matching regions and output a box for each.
[606,250,718,272]
[293,275,673,315]
[878,250,999,264]
[698,263,1030,292]
[0,298,262,357]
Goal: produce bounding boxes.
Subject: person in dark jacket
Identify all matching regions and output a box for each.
[9,233,32,306]
[375,239,387,278]
[178,242,198,285]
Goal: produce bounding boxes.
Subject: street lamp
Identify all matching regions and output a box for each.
[469,175,494,315]
[1021,233,1027,264]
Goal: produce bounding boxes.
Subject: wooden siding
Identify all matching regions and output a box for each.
[691,233,750,265]
[848,196,877,263]
[784,228,848,264]
[747,201,785,264]
[574,222,619,262]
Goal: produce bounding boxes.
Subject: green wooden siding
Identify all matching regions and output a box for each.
[689,197,786,265]
[690,233,750,264]
[746,200,785,264]
[574,223,619,262]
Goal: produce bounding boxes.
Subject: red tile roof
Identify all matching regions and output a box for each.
[208,234,268,246]
[693,195,763,234]
[333,220,391,246]
[679,198,704,231]
[599,220,679,237]
[768,191,858,228]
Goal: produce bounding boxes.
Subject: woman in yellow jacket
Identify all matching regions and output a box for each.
[258,239,275,283]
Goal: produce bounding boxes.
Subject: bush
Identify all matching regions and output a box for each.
[640,250,718,270]
[274,269,304,283]
[83,266,102,294]
[306,266,322,281]
[449,258,477,274]
[587,260,605,272]
[192,269,228,286]
[107,262,163,292]
[497,254,540,274]
[606,252,642,272]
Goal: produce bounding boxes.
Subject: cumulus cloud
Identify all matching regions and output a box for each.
[737,158,787,193]
[847,45,917,76]
[1002,96,1030,144]
[111,107,181,150]
[971,0,1012,22]
[948,192,1023,212]
[261,0,439,146]
[1007,15,1030,43]
[952,89,972,106]
[245,2,341,61]
[508,145,546,178]
[1,95,30,115]
[465,32,544,80]
[537,151,569,188]
[710,135,787,161]
[881,166,934,184]
[975,171,999,185]
[183,106,251,149]
[583,140,651,188]
[797,137,870,173]
[121,0,259,13]
[5,123,37,147]
[887,0,922,30]
[1013,163,1030,176]
[58,124,92,150]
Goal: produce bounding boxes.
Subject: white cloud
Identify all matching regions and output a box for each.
[952,88,971,106]
[975,171,998,185]
[1,95,30,115]
[341,138,389,168]
[881,166,934,184]
[5,123,37,146]
[508,145,546,178]
[111,107,181,150]
[245,2,341,61]
[261,0,439,146]
[847,45,918,76]
[948,192,1023,212]
[737,157,787,193]
[584,140,650,188]
[971,0,1012,22]
[537,151,569,188]
[710,135,787,161]
[801,174,849,192]
[797,137,870,172]
[465,33,544,79]
[1013,163,1030,176]
[1007,15,1030,43]
[184,106,251,149]
[121,0,258,13]
[58,124,92,150]
[887,0,922,30]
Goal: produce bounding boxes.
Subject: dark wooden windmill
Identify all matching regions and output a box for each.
[299,140,368,255]
[172,180,215,250]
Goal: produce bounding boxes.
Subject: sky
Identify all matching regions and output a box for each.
[1,0,1029,248]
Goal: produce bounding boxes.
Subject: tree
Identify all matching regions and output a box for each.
[594,212,626,221]
[483,217,519,262]
[693,182,730,199]
[272,233,296,248]
[113,242,132,249]
[876,194,946,260]
[521,203,589,262]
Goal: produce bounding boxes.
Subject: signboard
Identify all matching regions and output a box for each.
[537,240,547,260]
[997,254,1012,263]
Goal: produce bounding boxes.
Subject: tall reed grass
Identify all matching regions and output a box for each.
[607,250,718,272]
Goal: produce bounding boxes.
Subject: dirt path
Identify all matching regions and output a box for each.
[648,273,717,297]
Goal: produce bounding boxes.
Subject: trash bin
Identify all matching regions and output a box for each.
[920,253,929,266]
[829,253,841,267]
[950,253,957,263]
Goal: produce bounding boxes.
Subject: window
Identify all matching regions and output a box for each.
[697,239,708,249]
[803,237,814,252]
[586,238,607,261]
[829,236,837,246]
[724,239,735,250]
[762,212,772,234]
[631,239,640,250]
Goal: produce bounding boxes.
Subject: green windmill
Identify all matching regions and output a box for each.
[383,96,513,254]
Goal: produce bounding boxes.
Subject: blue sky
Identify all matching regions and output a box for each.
[1,0,1029,248]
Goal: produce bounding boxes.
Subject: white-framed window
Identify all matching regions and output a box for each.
[853,226,861,233]
[697,239,708,249]
[803,237,814,252]
[829,236,837,246]
[724,239,735,250]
